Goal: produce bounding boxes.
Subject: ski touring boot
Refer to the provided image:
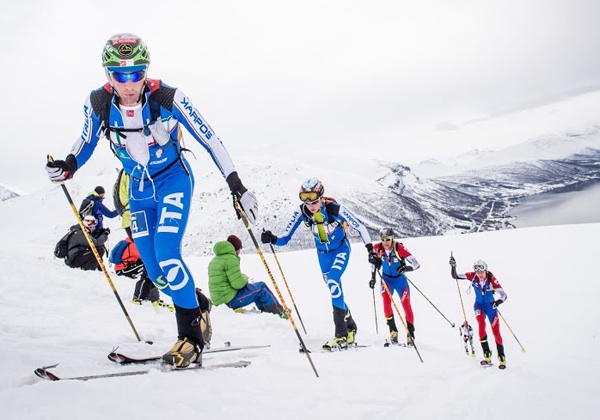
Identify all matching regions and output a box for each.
[497,343,506,369]
[163,306,204,368]
[162,337,202,368]
[344,308,358,347]
[347,329,357,346]
[480,337,493,366]
[152,300,175,312]
[480,351,493,367]
[323,335,348,351]
[406,322,415,347]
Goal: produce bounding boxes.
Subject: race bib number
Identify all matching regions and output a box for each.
[131,210,150,238]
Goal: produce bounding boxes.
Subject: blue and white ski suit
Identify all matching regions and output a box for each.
[274,200,372,310]
[67,79,238,309]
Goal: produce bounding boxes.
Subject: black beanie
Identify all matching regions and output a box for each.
[94,186,105,195]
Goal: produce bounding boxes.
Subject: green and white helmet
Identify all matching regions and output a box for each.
[102,33,150,70]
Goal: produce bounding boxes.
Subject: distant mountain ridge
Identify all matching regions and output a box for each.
[248,142,600,249]
[3,135,600,256]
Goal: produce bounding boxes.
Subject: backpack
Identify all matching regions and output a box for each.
[109,238,144,278]
[54,228,76,259]
[109,239,130,265]
[112,168,129,217]
[78,198,94,219]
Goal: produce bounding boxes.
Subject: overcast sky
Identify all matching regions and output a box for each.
[3,0,600,193]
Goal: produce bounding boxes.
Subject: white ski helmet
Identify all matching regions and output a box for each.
[299,177,324,202]
[83,215,98,228]
[473,260,488,272]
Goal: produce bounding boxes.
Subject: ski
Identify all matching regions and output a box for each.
[320,343,370,352]
[108,344,271,365]
[384,340,408,348]
[297,343,369,353]
[34,360,251,382]
[480,360,507,369]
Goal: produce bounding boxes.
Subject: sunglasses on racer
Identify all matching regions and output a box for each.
[381,237,393,242]
[474,265,486,271]
[299,191,321,202]
[110,69,146,83]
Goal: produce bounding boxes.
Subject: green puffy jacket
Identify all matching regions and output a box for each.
[208,241,248,306]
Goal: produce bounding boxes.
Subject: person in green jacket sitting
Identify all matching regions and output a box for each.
[208,235,286,317]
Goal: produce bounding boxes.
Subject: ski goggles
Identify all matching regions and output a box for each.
[299,191,321,202]
[110,69,146,83]
[473,265,486,271]
[381,237,393,242]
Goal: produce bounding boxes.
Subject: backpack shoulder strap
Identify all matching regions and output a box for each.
[325,200,340,216]
[301,203,313,225]
[90,85,113,131]
[148,81,176,118]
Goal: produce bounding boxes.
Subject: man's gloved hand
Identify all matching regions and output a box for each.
[226,172,257,224]
[102,227,111,235]
[492,299,503,309]
[449,256,456,267]
[368,252,382,269]
[368,277,376,289]
[46,155,77,183]
[397,265,414,275]
[147,120,171,146]
[261,230,277,244]
[365,243,374,253]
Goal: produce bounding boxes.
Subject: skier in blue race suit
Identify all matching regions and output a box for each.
[46,33,258,368]
[261,178,373,350]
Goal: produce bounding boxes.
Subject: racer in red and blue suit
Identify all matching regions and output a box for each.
[369,230,420,345]
[450,257,508,365]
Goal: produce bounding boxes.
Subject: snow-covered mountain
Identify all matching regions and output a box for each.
[3,131,600,255]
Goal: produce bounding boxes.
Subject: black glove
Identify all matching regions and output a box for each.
[397,265,413,275]
[103,227,111,235]
[226,171,257,224]
[492,299,503,309]
[368,252,382,269]
[261,230,277,244]
[368,273,376,289]
[46,155,78,183]
[449,256,456,267]
[365,243,374,253]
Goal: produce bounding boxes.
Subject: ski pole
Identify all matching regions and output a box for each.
[266,237,308,334]
[372,287,379,334]
[451,252,475,357]
[234,199,319,378]
[376,270,423,363]
[497,309,526,353]
[48,155,142,342]
[406,277,455,328]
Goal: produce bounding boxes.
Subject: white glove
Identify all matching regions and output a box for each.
[148,120,171,146]
[239,190,258,225]
[45,160,74,183]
